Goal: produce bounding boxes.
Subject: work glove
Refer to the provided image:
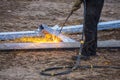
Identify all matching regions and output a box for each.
[61,0,83,27]
[72,0,83,12]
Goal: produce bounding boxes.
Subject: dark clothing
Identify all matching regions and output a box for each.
[82,0,104,56]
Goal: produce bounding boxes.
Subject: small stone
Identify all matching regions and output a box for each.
[109,11,114,15]
[7,10,12,13]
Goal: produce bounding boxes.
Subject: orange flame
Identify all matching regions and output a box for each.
[15,33,62,43]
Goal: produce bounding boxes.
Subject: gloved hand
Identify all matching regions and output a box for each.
[60,0,83,28]
[72,0,83,12]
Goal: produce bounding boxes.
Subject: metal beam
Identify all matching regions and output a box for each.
[0,21,120,50]
[0,42,79,50]
[97,40,120,49]
[0,31,41,40]
[0,40,119,51]
[0,24,79,50]
[0,20,120,40]
[52,20,120,34]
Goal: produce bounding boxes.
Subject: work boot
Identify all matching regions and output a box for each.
[72,55,90,61]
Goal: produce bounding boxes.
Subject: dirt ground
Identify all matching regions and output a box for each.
[0,0,120,80]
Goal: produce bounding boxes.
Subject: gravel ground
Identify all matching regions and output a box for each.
[0,0,120,80]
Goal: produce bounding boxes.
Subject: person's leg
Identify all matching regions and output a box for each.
[82,0,104,56]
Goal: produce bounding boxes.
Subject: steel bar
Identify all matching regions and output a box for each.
[0,20,120,40]
[97,40,120,49]
[52,20,120,34]
[0,21,120,50]
[0,42,79,50]
[0,24,79,50]
[0,30,43,40]
[0,40,120,51]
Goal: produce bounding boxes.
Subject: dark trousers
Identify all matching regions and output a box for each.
[82,0,104,56]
